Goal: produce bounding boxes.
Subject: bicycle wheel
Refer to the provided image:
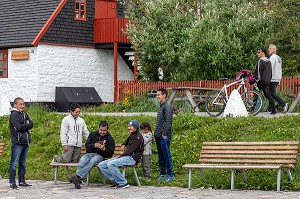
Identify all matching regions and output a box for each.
[205,90,226,117]
[241,90,263,116]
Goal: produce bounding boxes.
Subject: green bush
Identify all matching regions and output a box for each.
[0,105,300,191]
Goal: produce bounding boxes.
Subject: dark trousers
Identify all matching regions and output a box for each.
[156,136,174,176]
[269,82,286,107]
[258,82,276,112]
[9,143,29,184]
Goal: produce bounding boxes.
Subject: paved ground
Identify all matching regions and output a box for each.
[1,179,300,199]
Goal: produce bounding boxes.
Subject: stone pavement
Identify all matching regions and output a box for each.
[1,179,300,199]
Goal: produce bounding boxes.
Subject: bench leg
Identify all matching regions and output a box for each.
[54,166,58,185]
[0,175,2,180]
[132,167,141,187]
[288,93,300,113]
[188,168,192,190]
[87,171,90,186]
[241,169,248,184]
[122,167,126,177]
[199,169,205,181]
[287,169,293,181]
[97,167,106,185]
[231,169,235,191]
[277,168,281,192]
[66,166,72,179]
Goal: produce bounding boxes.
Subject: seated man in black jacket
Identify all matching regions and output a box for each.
[70,121,115,189]
[98,120,144,189]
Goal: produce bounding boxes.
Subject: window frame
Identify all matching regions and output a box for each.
[0,49,8,78]
[74,0,87,21]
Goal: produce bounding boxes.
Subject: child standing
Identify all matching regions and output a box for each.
[140,122,153,180]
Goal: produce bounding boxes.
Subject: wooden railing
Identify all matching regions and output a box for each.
[117,76,300,102]
[94,18,130,43]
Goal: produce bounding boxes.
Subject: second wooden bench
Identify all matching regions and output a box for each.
[182,141,299,192]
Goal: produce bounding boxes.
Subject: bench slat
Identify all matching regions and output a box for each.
[183,164,282,169]
[200,158,296,164]
[201,150,298,155]
[202,145,298,150]
[200,154,297,159]
[203,141,299,145]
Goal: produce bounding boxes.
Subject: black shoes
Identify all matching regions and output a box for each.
[10,184,19,190]
[19,182,32,187]
[70,176,81,189]
[110,182,119,188]
[116,183,129,189]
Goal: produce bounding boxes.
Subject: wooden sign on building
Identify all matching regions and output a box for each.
[11,50,29,60]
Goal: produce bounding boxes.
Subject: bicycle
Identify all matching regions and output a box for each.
[205,77,263,117]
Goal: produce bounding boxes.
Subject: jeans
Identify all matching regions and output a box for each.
[9,143,29,184]
[269,82,286,107]
[156,135,174,176]
[98,156,136,185]
[76,153,104,179]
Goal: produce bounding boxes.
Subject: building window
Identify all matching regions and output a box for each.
[0,49,8,78]
[75,0,87,21]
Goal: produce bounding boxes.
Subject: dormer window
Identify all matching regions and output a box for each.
[75,0,86,21]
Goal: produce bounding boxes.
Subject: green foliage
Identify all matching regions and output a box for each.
[1,105,300,190]
[268,0,300,75]
[126,0,300,81]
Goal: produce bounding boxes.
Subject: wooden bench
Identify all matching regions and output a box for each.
[182,141,299,192]
[49,144,141,186]
[0,143,6,180]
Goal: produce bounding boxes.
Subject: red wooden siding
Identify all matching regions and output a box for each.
[94,18,130,43]
[117,76,300,102]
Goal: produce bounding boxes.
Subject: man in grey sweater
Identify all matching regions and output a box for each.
[268,44,288,113]
[54,103,89,163]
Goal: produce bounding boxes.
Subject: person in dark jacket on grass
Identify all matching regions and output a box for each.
[9,97,33,190]
[254,47,276,114]
[98,120,144,189]
[70,121,115,189]
[154,88,175,182]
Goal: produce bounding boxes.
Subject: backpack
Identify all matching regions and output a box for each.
[235,69,255,85]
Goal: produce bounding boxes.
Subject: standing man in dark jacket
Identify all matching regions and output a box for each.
[98,120,144,189]
[70,121,115,189]
[154,88,175,182]
[254,48,276,114]
[9,97,33,189]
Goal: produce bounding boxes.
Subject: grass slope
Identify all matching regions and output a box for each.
[0,105,300,191]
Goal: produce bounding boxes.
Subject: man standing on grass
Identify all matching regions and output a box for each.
[9,97,33,190]
[154,88,175,182]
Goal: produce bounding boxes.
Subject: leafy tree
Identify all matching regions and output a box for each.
[126,0,275,81]
[268,0,300,75]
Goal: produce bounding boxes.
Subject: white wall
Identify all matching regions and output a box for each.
[0,44,133,103]
[0,47,38,102]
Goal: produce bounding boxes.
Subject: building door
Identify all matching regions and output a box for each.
[95,0,116,19]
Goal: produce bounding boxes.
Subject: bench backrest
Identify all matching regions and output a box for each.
[200,141,299,168]
[81,143,123,157]
[0,143,5,158]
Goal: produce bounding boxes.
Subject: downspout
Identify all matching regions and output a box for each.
[113,17,119,103]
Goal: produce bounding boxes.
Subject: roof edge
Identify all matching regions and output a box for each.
[32,0,68,47]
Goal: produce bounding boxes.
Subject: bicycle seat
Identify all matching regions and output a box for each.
[219,78,228,81]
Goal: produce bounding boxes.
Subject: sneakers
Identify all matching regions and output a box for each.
[10,184,19,190]
[110,182,119,188]
[283,103,288,113]
[270,110,277,115]
[156,175,165,180]
[164,175,175,182]
[116,183,130,189]
[19,182,32,187]
[70,176,81,189]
